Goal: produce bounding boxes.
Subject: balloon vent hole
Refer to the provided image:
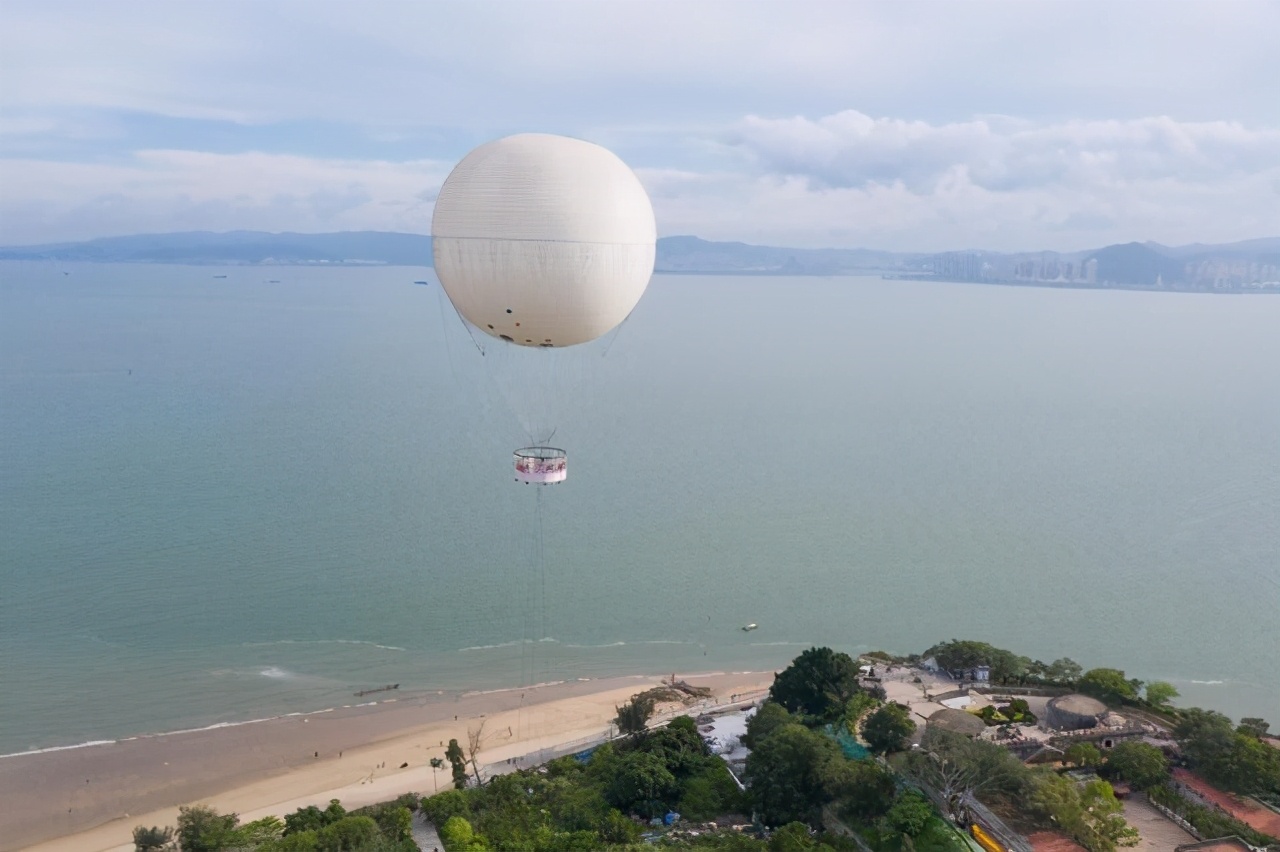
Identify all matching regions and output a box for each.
[487,324,494,329]
[539,343,552,348]
[505,308,513,314]
[499,334,514,342]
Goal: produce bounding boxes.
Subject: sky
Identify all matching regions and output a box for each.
[1,0,1278,252]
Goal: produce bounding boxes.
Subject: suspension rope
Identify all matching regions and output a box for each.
[599,320,626,360]
[537,486,548,682]
[442,293,487,356]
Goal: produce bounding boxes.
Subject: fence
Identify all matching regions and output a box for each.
[1146,794,1204,841]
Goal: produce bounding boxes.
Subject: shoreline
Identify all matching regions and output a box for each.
[3,670,774,852]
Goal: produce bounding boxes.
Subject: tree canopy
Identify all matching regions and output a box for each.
[769,647,866,720]
[1105,741,1169,790]
[446,738,469,790]
[1078,668,1142,705]
[1031,776,1138,852]
[862,703,915,755]
[615,693,657,739]
[1064,742,1103,768]
[1176,708,1280,795]
[921,640,1028,683]
[744,701,794,750]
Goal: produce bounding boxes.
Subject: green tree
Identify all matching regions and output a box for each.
[1176,708,1236,764]
[439,816,487,851]
[235,816,285,846]
[1032,775,1138,852]
[614,693,657,738]
[285,800,346,835]
[1175,708,1280,794]
[356,804,411,843]
[901,729,1031,820]
[769,822,817,852]
[1065,742,1103,768]
[446,738,469,790]
[598,809,639,845]
[1106,741,1169,790]
[314,815,379,851]
[744,702,794,749]
[921,640,1029,684]
[258,833,320,852]
[884,791,933,838]
[840,692,880,731]
[862,703,915,755]
[1239,717,1271,738]
[679,763,745,820]
[1144,681,1179,707]
[607,751,678,818]
[421,788,471,827]
[132,825,175,852]
[746,722,853,826]
[637,715,711,778]
[175,805,240,852]
[769,647,865,720]
[1046,657,1083,684]
[1078,669,1140,705]
[837,760,898,823]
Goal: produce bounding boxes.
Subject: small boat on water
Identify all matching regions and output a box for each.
[213,275,227,279]
[741,623,758,632]
[414,280,430,285]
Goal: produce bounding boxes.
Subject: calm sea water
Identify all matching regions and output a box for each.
[1,262,1277,755]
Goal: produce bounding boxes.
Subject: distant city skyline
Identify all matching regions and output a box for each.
[1,0,1278,251]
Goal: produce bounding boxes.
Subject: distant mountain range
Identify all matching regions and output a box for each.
[3,230,1278,291]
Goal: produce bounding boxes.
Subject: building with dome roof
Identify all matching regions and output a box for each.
[1045,694,1107,731]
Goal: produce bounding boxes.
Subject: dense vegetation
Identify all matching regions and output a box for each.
[133,643,1279,852]
[1147,784,1277,849]
[133,796,418,852]
[1174,708,1280,797]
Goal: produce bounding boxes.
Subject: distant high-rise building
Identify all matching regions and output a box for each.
[1084,258,1098,284]
[933,252,984,281]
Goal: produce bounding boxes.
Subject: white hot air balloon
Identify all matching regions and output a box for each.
[432,133,656,349]
[432,134,656,484]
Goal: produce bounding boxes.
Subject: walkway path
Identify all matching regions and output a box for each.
[411,810,442,852]
[1122,793,1196,851]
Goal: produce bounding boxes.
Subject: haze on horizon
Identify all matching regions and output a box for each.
[1,0,1277,253]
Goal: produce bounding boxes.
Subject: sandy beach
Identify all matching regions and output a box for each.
[3,671,772,852]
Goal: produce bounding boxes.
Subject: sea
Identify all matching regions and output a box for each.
[1,261,1277,757]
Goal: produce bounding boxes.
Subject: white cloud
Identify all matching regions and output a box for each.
[733,112,1280,193]
[0,151,448,244]
[686,111,1280,250]
[2,0,1277,251]
[3,112,1277,251]
[3,1,1277,128]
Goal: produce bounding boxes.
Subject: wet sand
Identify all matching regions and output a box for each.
[5,671,772,852]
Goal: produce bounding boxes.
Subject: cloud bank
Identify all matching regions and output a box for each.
[1,1,1277,250]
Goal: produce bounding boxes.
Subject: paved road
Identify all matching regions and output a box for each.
[1122,793,1196,851]
[411,811,443,852]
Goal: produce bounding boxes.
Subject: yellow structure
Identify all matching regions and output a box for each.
[970,823,1006,852]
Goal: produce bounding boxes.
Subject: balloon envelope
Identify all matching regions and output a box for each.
[432,133,656,348]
